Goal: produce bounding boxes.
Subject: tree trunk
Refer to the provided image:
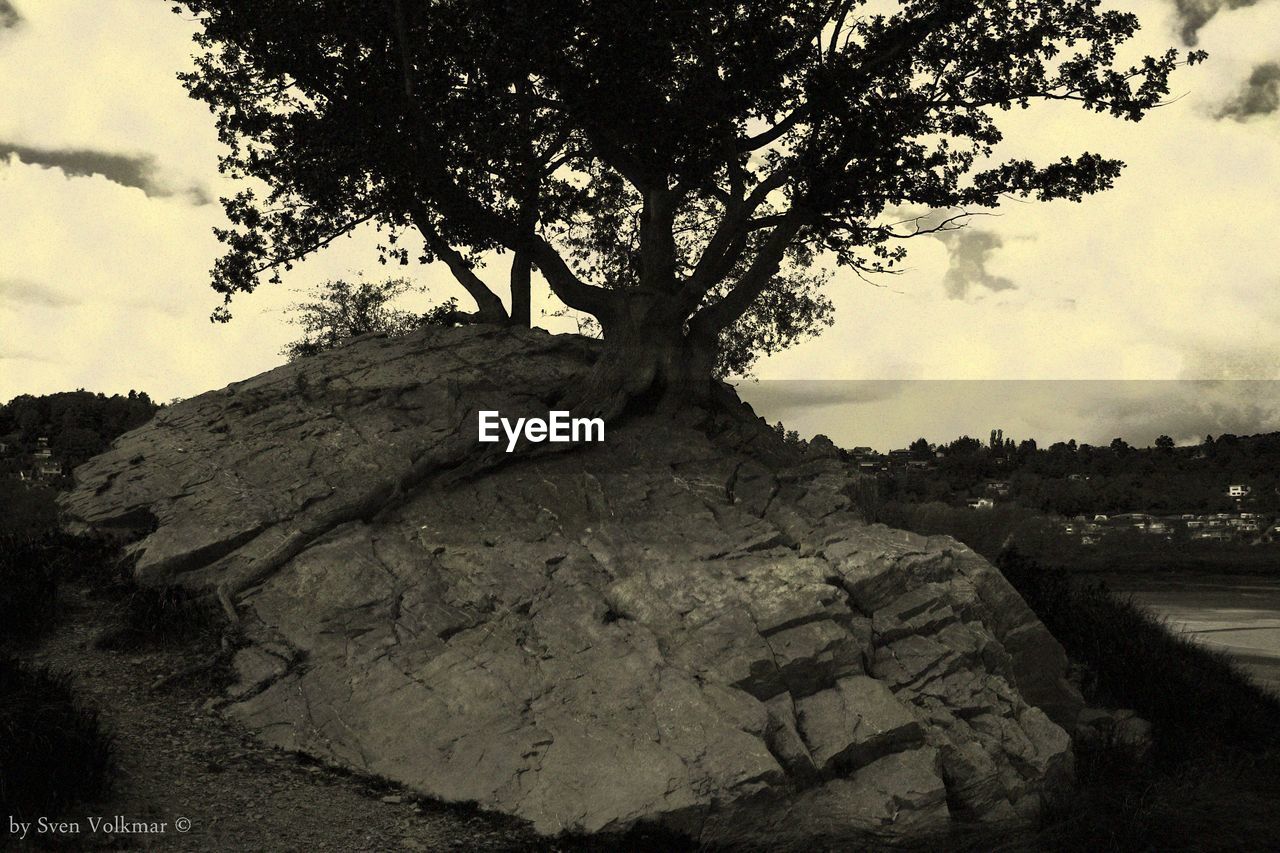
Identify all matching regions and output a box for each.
[510,249,532,328]
[564,293,717,420]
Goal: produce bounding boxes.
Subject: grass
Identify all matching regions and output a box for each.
[995,549,1280,851]
[0,655,114,821]
[0,531,122,647]
[0,526,228,653]
[92,583,229,652]
[999,549,1280,765]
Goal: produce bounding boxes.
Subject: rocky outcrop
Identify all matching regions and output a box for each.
[63,325,1083,849]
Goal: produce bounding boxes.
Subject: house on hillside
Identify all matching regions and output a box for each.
[984,481,1011,497]
[965,497,995,510]
[1227,484,1252,498]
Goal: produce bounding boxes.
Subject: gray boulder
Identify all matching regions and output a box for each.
[63,325,1082,848]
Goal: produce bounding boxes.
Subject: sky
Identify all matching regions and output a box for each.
[2,0,1279,448]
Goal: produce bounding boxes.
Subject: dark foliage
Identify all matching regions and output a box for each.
[176,0,1201,399]
[283,277,435,360]
[0,532,123,648]
[0,534,59,646]
[1001,550,1280,763]
[93,584,227,653]
[0,390,159,478]
[0,479,59,536]
[881,430,1280,516]
[0,655,114,820]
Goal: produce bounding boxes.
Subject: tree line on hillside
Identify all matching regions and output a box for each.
[877,430,1280,516]
[0,391,160,476]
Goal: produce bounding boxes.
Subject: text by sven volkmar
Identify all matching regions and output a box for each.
[477,410,605,452]
[8,815,192,839]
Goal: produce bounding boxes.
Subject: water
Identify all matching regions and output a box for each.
[1106,574,1280,696]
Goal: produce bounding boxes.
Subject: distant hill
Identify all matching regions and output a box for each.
[853,431,1280,517]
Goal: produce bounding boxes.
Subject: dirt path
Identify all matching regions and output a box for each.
[14,585,576,853]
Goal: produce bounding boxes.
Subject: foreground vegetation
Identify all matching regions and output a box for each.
[0,655,115,821]
[0,527,234,825]
[863,500,1280,852]
[0,534,118,821]
[999,550,1280,851]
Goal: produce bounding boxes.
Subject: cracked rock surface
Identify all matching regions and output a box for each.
[63,325,1083,848]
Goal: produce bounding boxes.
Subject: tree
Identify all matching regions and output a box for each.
[909,437,932,461]
[1155,434,1175,452]
[281,278,432,360]
[178,0,1201,415]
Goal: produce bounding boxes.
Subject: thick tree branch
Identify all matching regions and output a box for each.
[410,207,508,322]
[684,168,790,306]
[381,36,614,318]
[689,210,809,336]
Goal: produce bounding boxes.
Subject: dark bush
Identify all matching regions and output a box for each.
[999,549,1280,764]
[0,480,59,537]
[0,655,113,820]
[0,534,59,646]
[94,584,227,651]
[0,532,128,647]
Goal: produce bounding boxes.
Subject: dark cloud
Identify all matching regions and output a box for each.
[1217,62,1280,120]
[1180,341,1280,379]
[1081,381,1280,446]
[738,380,907,413]
[0,278,80,308]
[0,1,20,30]
[0,142,212,203]
[937,229,1016,300]
[746,381,1280,452]
[1171,0,1265,46]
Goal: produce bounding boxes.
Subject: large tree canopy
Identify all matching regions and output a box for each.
[178,0,1201,413]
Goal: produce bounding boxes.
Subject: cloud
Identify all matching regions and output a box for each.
[1217,62,1280,119]
[737,380,907,413]
[0,1,20,30]
[936,229,1017,300]
[1081,381,1280,446]
[1171,0,1267,45]
[1180,341,1280,379]
[0,346,58,365]
[0,278,80,308]
[0,142,211,203]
